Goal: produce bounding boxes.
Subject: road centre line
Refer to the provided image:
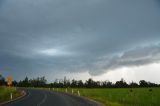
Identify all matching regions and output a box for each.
[37,92,47,106]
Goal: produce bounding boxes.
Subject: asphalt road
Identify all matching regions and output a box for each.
[2,89,102,106]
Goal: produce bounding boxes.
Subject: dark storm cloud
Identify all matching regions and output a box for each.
[0,0,160,79]
[88,44,160,75]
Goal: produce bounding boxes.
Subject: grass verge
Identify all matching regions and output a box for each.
[0,86,23,103]
[54,88,160,106]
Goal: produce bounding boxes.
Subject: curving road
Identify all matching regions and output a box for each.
[2,89,102,106]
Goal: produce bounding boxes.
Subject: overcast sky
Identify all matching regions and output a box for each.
[0,0,160,83]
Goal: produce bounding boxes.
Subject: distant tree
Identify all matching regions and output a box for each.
[139,80,148,87]
[63,76,71,87]
[58,79,64,88]
[66,79,71,87]
[40,76,47,86]
[0,74,6,86]
[129,81,139,88]
[18,76,47,87]
[147,82,158,87]
[23,76,29,87]
[63,76,67,87]
[71,79,77,87]
[77,80,84,87]
[12,76,160,88]
[12,80,18,87]
[85,78,95,88]
[95,81,101,88]
[53,79,58,88]
[115,78,128,88]
[102,80,113,88]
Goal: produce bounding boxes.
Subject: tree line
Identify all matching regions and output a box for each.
[0,74,160,88]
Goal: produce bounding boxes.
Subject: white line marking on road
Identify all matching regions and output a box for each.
[37,92,47,106]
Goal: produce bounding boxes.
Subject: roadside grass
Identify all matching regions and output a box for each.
[0,86,22,103]
[54,88,160,106]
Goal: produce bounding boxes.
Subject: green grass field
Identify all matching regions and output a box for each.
[55,88,160,106]
[0,86,22,103]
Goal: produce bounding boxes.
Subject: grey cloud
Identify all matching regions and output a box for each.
[89,44,160,75]
[0,0,160,80]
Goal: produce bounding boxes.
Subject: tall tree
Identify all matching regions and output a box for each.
[0,74,6,86]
